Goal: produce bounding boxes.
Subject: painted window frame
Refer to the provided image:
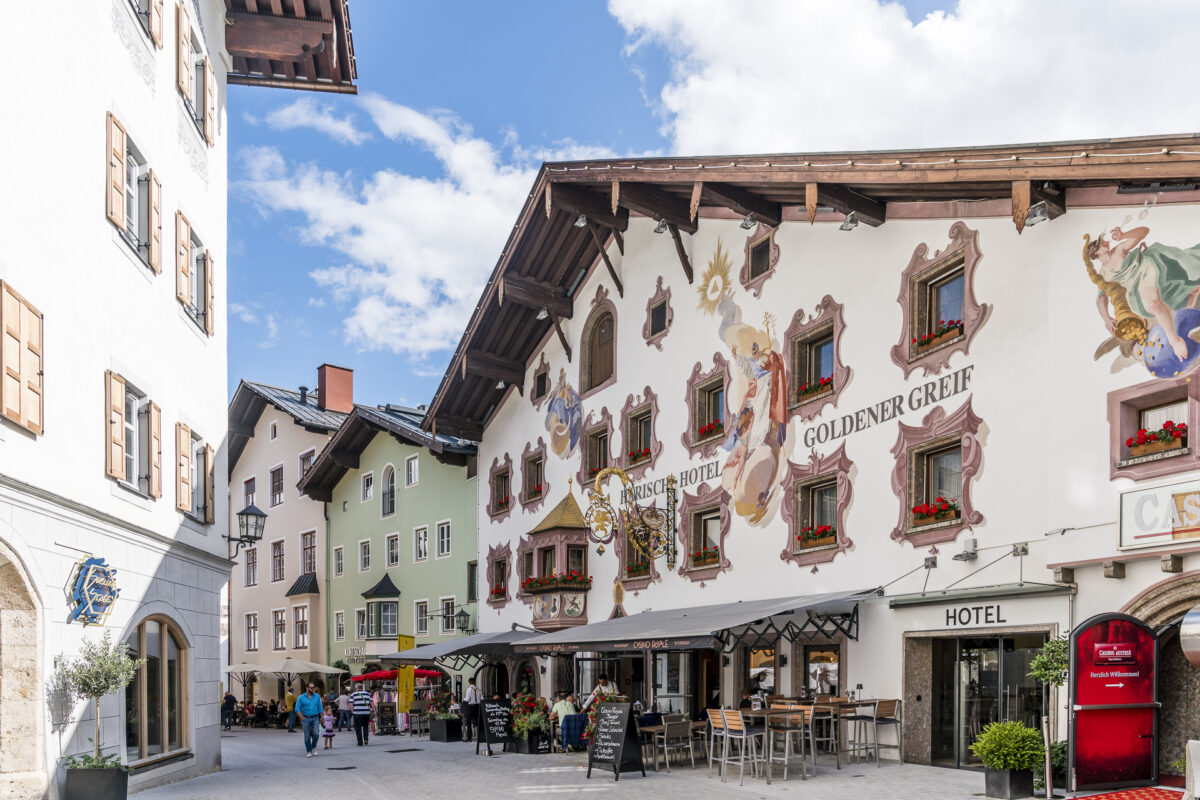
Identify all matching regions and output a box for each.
[292,604,309,649]
[486,542,512,608]
[271,608,286,650]
[413,527,429,562]
[676,482,731,583]
[334,610,345,642]
[642,276,674,350]
[576,407,615,488]
[682,353,730,459]
[300,530,316,575]
[381,464,396,518]
[386,533,400,567]
[780,443,855,569]
[620,387,662,480]
[269,538,285,583]
[332,546,343,577]
[361,471,374,502]
[357,538,371,573]
[1108,376,1200,481]
[579,284,618,399]
[519,437,549,513]
[354,608,367,640]
[268,463,284,507]
[487,453,514,521]
[244,612,258,652]
[784,295,851,424]
[405,454,419,487]
[414,600,429,637]
[738,221,780,298]
[436,520,452,559]
[439,596,456,635]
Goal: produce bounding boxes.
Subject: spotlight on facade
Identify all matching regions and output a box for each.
[739,213,756,230]
[838,211,859,231]
[952,538,978,562]
[536,307,549,321]
[495,380,506,390]
[653,218,669,235]
[1025,201,1049,227]
[573,214,587,228]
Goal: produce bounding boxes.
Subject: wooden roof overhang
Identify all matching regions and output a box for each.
[224,0,357,94]
[423,134,1200,439]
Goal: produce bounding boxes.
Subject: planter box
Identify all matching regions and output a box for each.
[429,717,462,742]
[912,509,960,527]
[984,768,1033,799]
[65,767,128,800]
[692,558,719,568]
[915,326,964,353]
[800,534,837,549]
[1129,437,1186,458]
[794,384,834,405]
[524,582,592,595]
[515,732,551,754]
[624,568,651,579]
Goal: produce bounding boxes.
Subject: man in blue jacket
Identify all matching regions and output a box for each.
[295,682,325,757]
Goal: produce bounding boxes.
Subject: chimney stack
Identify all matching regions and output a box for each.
[317,364,353,413]
[299,385,308,405]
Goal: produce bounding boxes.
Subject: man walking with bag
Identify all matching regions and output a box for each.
[349,684,374,746]
[335,686,352,731]
[462,678,481,741]
[295,682,325,758]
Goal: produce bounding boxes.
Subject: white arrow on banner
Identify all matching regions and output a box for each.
[1105,682,1125,688]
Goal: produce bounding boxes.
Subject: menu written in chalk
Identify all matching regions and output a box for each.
[586,702,645,781]
[476,699,513,756]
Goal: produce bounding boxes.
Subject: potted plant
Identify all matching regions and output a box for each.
[427,684,462,742]
[1126,420,1187,458]
[495,495,510,511]
[794,376,834,403]
[692,546,720,567]
[528,483,543,499]
[798,524,837,549]
[970,720,1045,799]
[1028,636,1068,795]
[912,496,960,526]
[627,447,651,465]
[511,691,551,754]
[698,420,724,439]
[913,319,964,352]
[60,631,145,800]
[625,561,651,579]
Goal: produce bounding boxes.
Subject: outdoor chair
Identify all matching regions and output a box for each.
[867,699,903,765]
[655,719,696,772]
[767,703,815,781]
[253,707,268,728]
[719,708,765,786]
[705,708,726,779]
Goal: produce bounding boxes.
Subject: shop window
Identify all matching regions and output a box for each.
[803,645,841,696]
[745,647,776,696]
[520,437,549,512]
[1109,377,1198,481]
[580,284,617,397]
[124,617,187,762]
[781,443,854,568]
[683,353,731,458]
[642,276,673,350]
[487,453,513,521]
[677,482,731,582]
[890,397,984,548]
[890,222,988,378]
[738,222,780,298]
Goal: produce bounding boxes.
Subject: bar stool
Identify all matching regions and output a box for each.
[705,708,726,778]
[841,700,876,764]
[767,703,814,781]
[870,699,903,765]
[720,709,765,786]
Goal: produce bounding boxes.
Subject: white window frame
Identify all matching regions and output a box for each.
[332,546,343,577]
[269,421,277,440]
[358,538,371,573]
[379,601,398,638]
[188,230,207,327]
[380,464,396,519]
[121,138,151,264]
[361,472,374,502]
[405,454,419,487]
[292,604,308,649]
[334,610,345,642]
[298,448,315,480]
[300,530,317,575]
[439,597,456,635]
[244,612,258,652]
[270,538,285,583]
[269,462,284,507]
[271,608,286,651]
[436,520,452,559]
[413,527,428,563]
[187,430,207,523]
[354,608,367,640]
[386,533,400,568]
[118,382,150,496]
[414,600,429,637]
[243,547,257,587]
[243,476,256,508]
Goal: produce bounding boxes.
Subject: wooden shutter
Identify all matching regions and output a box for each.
[148,401,162,498]
[176,211,191,304]
[205,443,215,524]
[203,58,215,146]
[149,0,164,47]
[106,112,127,230]
[176,2,191,99]
[147,169,162,272]
[176,422,192,512]
[105,371,127,481]
[204,250,215,336]
[0,282,43,435]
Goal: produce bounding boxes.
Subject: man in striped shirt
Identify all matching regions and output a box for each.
[349,686,374,746]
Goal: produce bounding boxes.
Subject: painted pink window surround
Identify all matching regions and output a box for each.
[643,276,674,351]
[487,452,514,523]
[619,386,662,480]
[580,284,618,400]
[738,221,780,299]
[529,352,550,411]
[1108,376,1199,481]
[576,406,616,489]
[616,520,661,592]
[519,437,550,514]
[486,541,512,608]
[783,295,851,424]
[681,352,730,460]
[677,482,731,584]
[779,442,855,569]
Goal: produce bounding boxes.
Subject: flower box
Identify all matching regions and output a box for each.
[494,497,511,512]
[526,484,543,499]
[65,768,128,800]
[697,421,724,439]
[515,732,551,754]
[521,572,593,594]
[691,557,719,568]
[624,563,651,579]
[912,509,960,527]
[429,717,462,743]
[627,448,651,465]
[1127,421,1188,458]
[794,378,834,404]
[1129,438,1186,458]
[800,534,837,549]
[913,322,963,352]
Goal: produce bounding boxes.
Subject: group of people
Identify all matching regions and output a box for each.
[220,681,379,757]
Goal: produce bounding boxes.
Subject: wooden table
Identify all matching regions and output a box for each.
[743,700,881,784]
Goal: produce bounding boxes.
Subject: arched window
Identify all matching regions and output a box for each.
[585,311,614,391]
[124,616,187,762]
[381,465,396,517]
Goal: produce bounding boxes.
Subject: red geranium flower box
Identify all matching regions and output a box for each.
[1127,421,1188,458]
[912,496,961,527]
[913,320,964,352]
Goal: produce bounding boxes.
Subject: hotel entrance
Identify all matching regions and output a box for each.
[930,634,1047,769]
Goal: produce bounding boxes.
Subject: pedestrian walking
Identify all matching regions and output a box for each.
[221,689,237,731]
[322,705,336,750]
[335,687,352,731]
[349,684,374,746]
[462,678,481,741]
[284,686,298,732]
[295,682,324,757]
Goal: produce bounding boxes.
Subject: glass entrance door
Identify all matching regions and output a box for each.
[958,638,1001,767]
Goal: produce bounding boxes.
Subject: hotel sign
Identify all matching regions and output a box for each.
[69,556,119,627]
[1119,478,1200,549]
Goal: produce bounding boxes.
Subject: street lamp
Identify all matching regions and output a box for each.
[454,608,473,633]
[226,503,266,555]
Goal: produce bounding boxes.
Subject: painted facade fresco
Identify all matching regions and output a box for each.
[1088,212,1200,378]
[545,367,582,458]
[699,240,788,525]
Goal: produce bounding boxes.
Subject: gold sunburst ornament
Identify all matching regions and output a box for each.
[697,238,733,316]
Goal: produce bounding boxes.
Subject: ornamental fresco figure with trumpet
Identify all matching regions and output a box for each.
[1087,222,1200,378]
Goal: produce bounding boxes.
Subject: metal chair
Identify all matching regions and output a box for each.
[720,709,765,786]
[706,709,726,779]
[655,719,696,772]
[767,703,815,781]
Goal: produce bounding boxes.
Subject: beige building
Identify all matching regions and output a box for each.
[227,365,352,699]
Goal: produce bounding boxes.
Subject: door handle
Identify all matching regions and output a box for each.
[1139,734,1154,739]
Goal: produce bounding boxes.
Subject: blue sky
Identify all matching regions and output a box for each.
[226,0,1200,408]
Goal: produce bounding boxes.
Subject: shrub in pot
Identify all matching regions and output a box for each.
[426,685,463,742]
[970,721,1045,800]
[511,691,551,754]
[60,631,145,800]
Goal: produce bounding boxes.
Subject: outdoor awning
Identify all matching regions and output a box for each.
[885,581,1075,608]
[381,630,542,670]
[511,589,878,655]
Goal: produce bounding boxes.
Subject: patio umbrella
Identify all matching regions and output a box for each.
[222,662,260,699]
[252,657,346,686]
[352,669,397,681]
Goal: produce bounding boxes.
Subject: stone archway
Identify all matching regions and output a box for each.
[0,540,45,799]
[1122,570,1200,777]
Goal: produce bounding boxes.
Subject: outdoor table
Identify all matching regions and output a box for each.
[635,720,707,771]
[743,700,880,784]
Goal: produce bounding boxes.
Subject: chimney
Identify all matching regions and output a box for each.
[299,385,308,405]
[317,364,353,413]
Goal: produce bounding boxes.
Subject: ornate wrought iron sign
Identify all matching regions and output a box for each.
[69,556,119,627]
[584,466,677,569]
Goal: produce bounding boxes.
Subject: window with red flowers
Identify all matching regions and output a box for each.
[1109,377,1198,481]
[520,438,549,513]
[780,443,854,569]
[485,541,512,608]
[620,386,661,480]
[677,482,731,583]
[487,452,514,522]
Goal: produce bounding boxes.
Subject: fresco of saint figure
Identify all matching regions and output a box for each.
[1088,222,1200,378]
[545,367,583,458]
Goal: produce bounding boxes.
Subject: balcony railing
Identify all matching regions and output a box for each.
[381,489,396,517]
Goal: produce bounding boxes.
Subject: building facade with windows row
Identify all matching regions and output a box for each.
[422,138,1200,773]
[0,1,357,796]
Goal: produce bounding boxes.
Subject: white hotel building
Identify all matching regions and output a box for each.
[0,1,356,796]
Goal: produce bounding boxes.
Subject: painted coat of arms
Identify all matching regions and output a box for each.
[70,556,119,626]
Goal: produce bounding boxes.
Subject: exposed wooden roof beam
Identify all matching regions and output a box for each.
[699,181,782,228]
[330,450,359,470]
[1012,180,1066,234]
[805,183,886,227]
[586,222,623,298]
[612,181,698,234]
[667,224,694,284]
[462,351,525,393]
[434,415,485,441]
[498,275,573,320]
[225,11,332,60]
[551,316,572,362]
[545,184,628,231]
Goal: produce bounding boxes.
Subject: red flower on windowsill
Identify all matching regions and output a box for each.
[698,421,724,438]
[912,496,960,520]
[1126,420,1188,449]
[794,376,834,402]
[627,447,651,464]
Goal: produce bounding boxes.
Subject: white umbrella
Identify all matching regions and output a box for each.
[252,657,346,686]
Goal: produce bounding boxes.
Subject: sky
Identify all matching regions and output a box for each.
[227,0,1200,408]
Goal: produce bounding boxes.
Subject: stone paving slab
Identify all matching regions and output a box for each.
[134,727,990,800]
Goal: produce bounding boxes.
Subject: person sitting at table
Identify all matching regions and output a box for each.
[738,691,754,709]
[550,694,577,721]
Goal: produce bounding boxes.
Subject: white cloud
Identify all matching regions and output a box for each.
[307,297,327,307]
[265,97,371,145]
[229,302,257,323]
[608,0,1200,154]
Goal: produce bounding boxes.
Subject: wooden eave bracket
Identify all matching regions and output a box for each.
[552,315,573,362]
[224,11,333,60]
[667,223,693,284]
[693,181,782,227]
[498,275,573,320]
[545,183,629,231]
[612,181,698,234]
[586,221,623,298]
[806,183,886,227]
[462,351,525,396]
[1011,180,1066,234]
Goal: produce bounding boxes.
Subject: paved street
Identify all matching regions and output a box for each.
[135,728,986,800]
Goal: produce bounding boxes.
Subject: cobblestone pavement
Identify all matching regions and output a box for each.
[134,727,994,800]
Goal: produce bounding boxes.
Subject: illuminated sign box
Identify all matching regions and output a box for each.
[1119,478,1200,549]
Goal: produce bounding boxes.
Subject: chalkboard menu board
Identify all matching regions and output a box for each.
[586,702,645,780]
[476,699,512,756]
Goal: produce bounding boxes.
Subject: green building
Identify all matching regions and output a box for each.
[297,404,477,684]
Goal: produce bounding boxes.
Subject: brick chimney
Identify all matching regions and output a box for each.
[317,364,353,413]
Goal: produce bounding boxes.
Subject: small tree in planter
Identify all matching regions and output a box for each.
[59,631,145,800]
[427,684,462,742]
[970,721,1045,800]
[1028,636,1069,796]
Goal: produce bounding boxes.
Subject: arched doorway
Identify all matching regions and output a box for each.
[1122,571,1200,777]
[478,662,509,699]
[0,539,45,797]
